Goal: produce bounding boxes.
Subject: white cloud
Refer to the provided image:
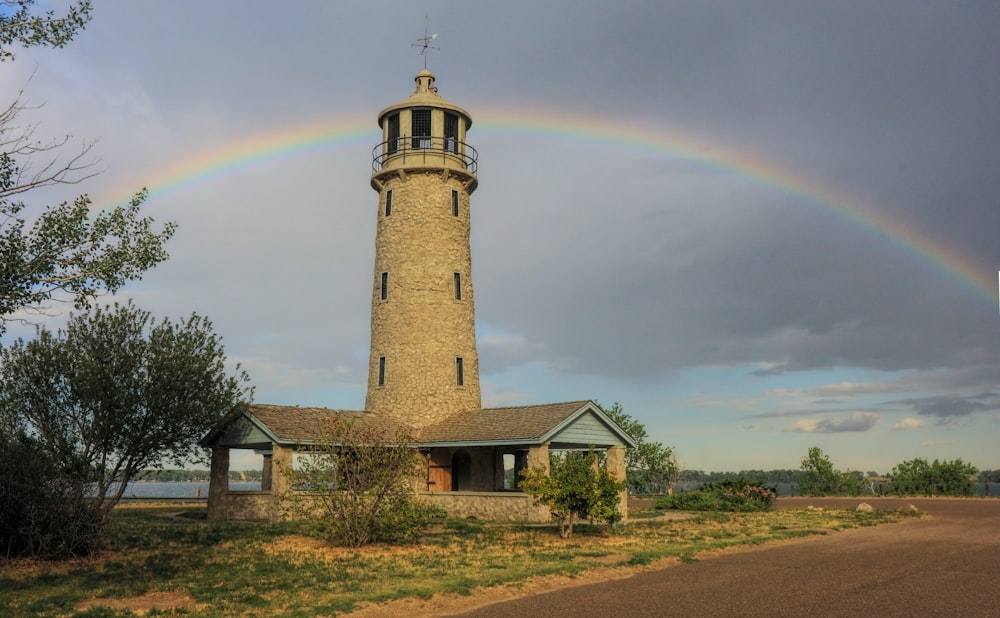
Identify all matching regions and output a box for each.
[892,417,925,430]
[785,412,880,433]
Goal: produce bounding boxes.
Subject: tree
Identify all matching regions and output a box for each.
[285,418,438,548]
[520,449,625,538]
[601,402,681,494]
[2,2,175,333]
[1,1,92,62]
[0,302,252,557]
[798,447,861,496]
[889,458,977,496]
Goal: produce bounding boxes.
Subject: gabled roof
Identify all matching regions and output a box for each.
[201,400,636,450]
[200,405,407,449]
[418,400,637,449]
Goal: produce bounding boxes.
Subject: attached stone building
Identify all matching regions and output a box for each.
[202,69,635,523]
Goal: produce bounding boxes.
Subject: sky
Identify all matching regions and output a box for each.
[2,1,998,474]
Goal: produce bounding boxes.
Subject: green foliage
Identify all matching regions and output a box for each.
[0,0,92,61]
[0,177,177,333]
[601,402,681,494]
[798,447,862,496]
[285,419,441,547]
[1,2,175,333]
[519,449,626,538]
[656,478,777,512]
[0,302,252,557]
[0,431,104,558]
[889,458,977,496]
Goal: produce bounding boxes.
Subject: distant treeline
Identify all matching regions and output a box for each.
[978,470,1000,483]
[684,469,830,484]
[137,469,262,482]
[684,468,1000,488]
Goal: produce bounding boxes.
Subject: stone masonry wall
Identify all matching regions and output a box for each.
[365,171,481,427]
[418,491,551,522]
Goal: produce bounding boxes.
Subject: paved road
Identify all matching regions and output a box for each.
[452,498,1000,617]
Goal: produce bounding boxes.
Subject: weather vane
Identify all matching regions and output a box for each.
[412,15,439,69]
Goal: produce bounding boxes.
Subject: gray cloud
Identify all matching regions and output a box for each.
[893,392,1000,420]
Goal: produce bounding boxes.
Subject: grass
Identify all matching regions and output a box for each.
[0,505,920,617]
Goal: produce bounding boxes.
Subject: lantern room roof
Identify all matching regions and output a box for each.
[377,69,473,130]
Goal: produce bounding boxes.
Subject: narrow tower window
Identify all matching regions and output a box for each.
[444,113,458,152]
[384,189,393,217]
[380,271,388,300]
[451,190,459,217]
[387,113,399,154]
[454,272,462,300]
[456,357,464,386]
[411,109,431,149]
[378,356,386,386]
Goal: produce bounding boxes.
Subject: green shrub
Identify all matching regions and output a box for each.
[520,449,626,538]
[655,478,776,512]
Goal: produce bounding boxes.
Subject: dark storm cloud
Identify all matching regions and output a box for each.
[894,392,1000,420]
[472,2,1000,390]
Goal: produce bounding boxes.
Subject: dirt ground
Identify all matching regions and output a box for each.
[353,497,1000,617]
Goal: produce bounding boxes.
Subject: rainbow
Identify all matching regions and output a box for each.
[99,107,995,307]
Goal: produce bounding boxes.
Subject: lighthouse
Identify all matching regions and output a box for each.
[203,67,636,522]
[365,69,481,427]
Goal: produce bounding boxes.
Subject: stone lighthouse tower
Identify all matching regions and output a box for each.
[365,69,480,428]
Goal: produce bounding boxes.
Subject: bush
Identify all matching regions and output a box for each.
[655,479,777,512]
[285,419,438,547]
[0,432,105,558]
[889,458,977,496]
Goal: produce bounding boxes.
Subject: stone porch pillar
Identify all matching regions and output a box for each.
[607,445,628,522]
[261,453,273,491]
[269,444,293,522]
[207,447,229,521]
[527,443,550,476]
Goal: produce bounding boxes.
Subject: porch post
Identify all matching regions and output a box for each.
[207,447,230,521]
[260,453,273,490]
[527,442,550,475]
[269,444,293,522]
[607,445,628,522]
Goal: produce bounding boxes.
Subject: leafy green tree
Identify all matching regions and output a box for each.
[2,2,174,333]
[601,402,681,494]
[890,458,977,496]
[798,447,862,496]
[285,419,439,547]
[520,449,625,538]
[0,0,92,61]
[0,302,252,556]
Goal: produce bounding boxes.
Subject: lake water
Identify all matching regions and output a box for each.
[119,481,260,499]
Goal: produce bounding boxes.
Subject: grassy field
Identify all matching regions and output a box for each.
[0,505,919,617]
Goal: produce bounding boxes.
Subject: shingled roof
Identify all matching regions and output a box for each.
[250,405,409,442]
[201,405,410,448]
[418,400,635,448]
[203,401,635,449]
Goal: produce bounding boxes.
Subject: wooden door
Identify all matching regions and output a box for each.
[427,448,452,492]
